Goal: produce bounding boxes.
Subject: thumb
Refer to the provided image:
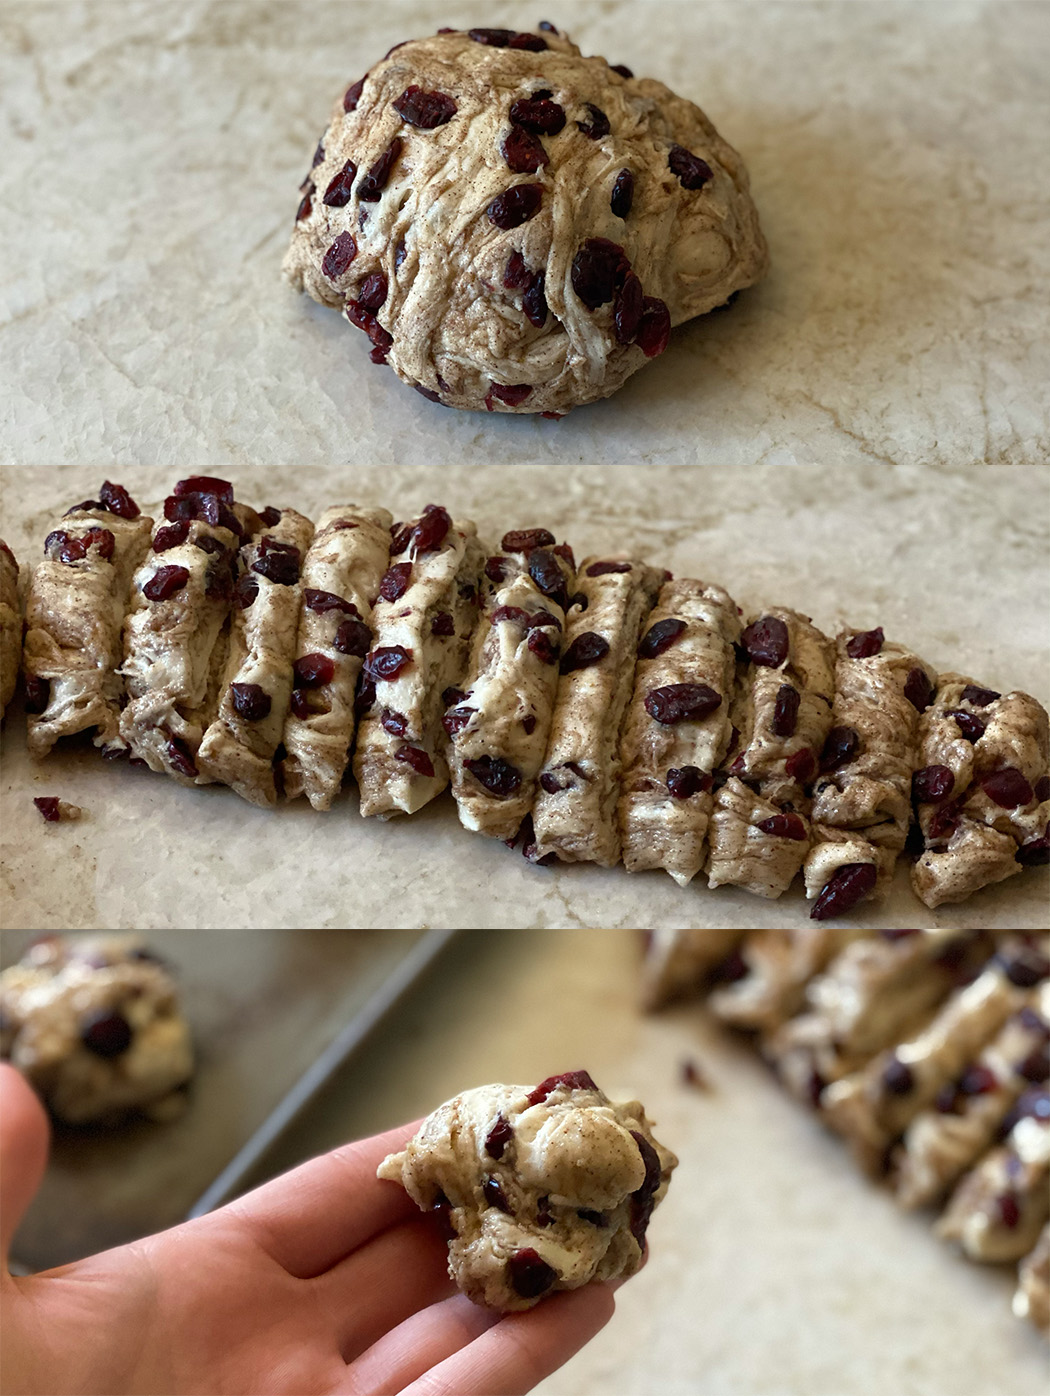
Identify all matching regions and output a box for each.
[0,1064,50,1269]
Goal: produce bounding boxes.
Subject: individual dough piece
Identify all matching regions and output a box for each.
[1014,1223,1050,1333]
[893,983,1050,1209]
[911,674,1050,908]
[0,540,21,717]
[532,556,665,866]
[197,509,315,807]
[804,630,938,917]
[377,1070,676,1311]
[0,934,193,1125]
[354,508,485,816]
[447,537,574,840]
[706,608,835,899]
[283,26,767,416]
[707,928,867,1032]
[639,928,744,1009]
[937,1086,1050,1263]
[618,579,740,885]
[822,936,1047,1173]
[281,506,393,809]
[24,493,153,757]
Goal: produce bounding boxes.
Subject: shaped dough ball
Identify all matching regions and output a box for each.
[284,25,767,414]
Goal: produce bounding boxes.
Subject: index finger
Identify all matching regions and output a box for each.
[221,1117,422,1278]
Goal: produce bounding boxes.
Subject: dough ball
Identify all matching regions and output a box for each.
[284,24,767,415]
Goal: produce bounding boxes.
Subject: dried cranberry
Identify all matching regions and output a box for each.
[509,32,548,51]
[785,747,817,784]
[311,141,325,168]
[143,565,190,601]
[997,1194,1021,1229]
[364,646,413,682]
[394,237,408,271]
[610,168,634,219]
[586,560,632,576]
[526,1070,598,1105]
[959,1064,998,1096]
[527,629,558,664]
[912,765,954,804]
[611,62,633,77]
[322,232,358,279]
[559,632,609,674]
[294,653,335,688]
[329,621,369,657]
[928,798,962,841]
[252,538,301,585]
[485,1114,514,1158]
[379,562,412,601]
[502,125,549,173]
[668,144,713,189]
[961,684,1000,707]
[234,575,259,609]
[810,862,878,920]
[949,709,986,742]
[998,944,1050,988]
[539,772,564,793]
[504,251,532,289]
[882,1056,914,1095]
[1017,1044,1050,1082]
[322,160,357,207]
[614,271,644,345]
[344,76,366,111]
[522,714,537,735]
[628,1130,662,1244]
[393,85,458,128]
[982,768,1034,808]
[194,534,226,556]
[506,1248,556,1299]
[488,382,533,407]
[1035,776,1050,802]
[359,138,402,201]
[636,296,671,357]
[536,1196,555,1227]
[230,683,272,721]
[905,666,934,713]
[1017,829,1050,866]
[638,617,686,659]
[552,542,575,570]
[820,725,859,771]
[571,237,629,309]
[304,588,357,616]
[442,705,476,737]
[152,521,190,552]
[468,27,514,45]
[354,272,388,313]
[522,270,548,327]
[396,745,435,778]
[742,616,789,668]
[482,1177,513,1214]
[488,183,543,229]
[378,709,407,738]
[174,476,234,503]
[492,605,530,628]
[644,683,721,725]
[485,556,508,584]
[528,549,568,604]
[846,627,884,659]
[431,611,455,636]
[509,97,565,134]
[577,103,610,139]
[80,1009,132,1058]
[758,813,807,840]
[352,675,375,715]
[33,797,61,822]
[667,766,711,799]
[502,528,555,552]
[465,755,522,796]
[167,736,198,779]
[99,480,140,518]
[165,491,242,538]
[771,685,800,737]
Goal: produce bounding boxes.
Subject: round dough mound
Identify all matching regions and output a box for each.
[283,24,768,415]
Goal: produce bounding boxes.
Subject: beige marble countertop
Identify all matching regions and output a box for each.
[1,0,1047,466]
[234,928,1050,1395]
[1,461,1046,930]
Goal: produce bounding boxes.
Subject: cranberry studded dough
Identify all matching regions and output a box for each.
[641,928,1050,1335]
[11,478,1050,921]
[283,24,767,415]
[0,540,20,718]
[377,1071,676,1311]
[0,933,193,1125]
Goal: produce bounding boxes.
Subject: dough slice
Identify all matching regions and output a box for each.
[618,578,740,885]
[803,628,938,918]
[706,608,835,898]
[280,506,393,810]
[937,1087,1050,1263]
[910,674,1050,907]
[822,936,1048,1173]
[24,488,153,757]
[196,509,315,807]
[532,556,665,866]
[447,533,575,840]
[639,928,745,1010]
[354,507,485,816]
[0,540,21,718]
[377,1070,676,1311]
[706,928,868,1032]
[1014,1223,1050,1333]
[892,981,1050,1209]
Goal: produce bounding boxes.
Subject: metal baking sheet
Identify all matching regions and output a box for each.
[3,927,457,1272]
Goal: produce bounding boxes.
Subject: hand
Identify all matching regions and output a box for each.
[0,1065,615,1395]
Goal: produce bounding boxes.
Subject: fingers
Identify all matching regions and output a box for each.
[342,1293,497,1396]
[224,1119,423,1278]
[395,1283,617,1396]
[0,1064,50,1269]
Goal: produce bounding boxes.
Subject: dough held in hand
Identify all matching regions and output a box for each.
[378,1070,677,1310]
[284,24,767,415]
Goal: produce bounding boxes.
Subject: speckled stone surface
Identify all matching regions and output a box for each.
[1,462,1046,930]
[1,0,1047,464]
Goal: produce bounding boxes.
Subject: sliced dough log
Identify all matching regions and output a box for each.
[618,579,740,885]
[447,538,575,840]
[707,608,835,898]
[822,935,1047,1173]
[804,630,938,918]
[707,928,868,1032]
[893,981,1050,1209]
[911,674,1050,907]
[762,930,991,1107]
[355,508,485,817]
[937,1089,1050,1262]
[197,510,315,807]
[532,556,665,866]
[25,503,153,757]
[639,928,745,1010]
[280,506,392,810]
[1014,1222,1050,1332]
[0,541,21,718]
